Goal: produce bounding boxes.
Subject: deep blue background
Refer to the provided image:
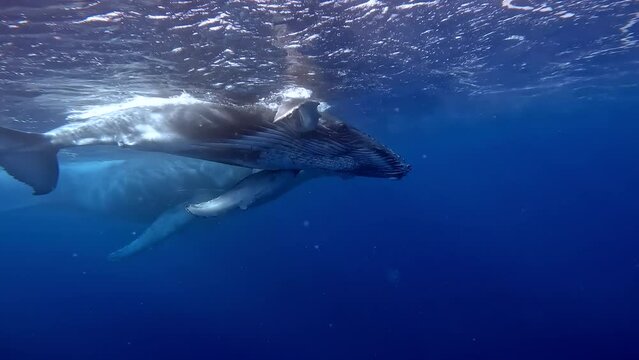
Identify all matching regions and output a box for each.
[1,92,639,359]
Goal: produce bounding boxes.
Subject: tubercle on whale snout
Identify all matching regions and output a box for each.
[393,163,412,179]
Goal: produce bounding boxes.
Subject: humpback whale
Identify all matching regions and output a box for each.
[0,98,410,197]
[0,153,314,260]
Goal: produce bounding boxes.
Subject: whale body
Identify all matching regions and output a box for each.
[0,99,410,195]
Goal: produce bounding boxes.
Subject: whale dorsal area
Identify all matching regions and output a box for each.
[274,99,320,132]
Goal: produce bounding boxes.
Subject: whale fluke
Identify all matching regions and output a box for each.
[0,127,59,195]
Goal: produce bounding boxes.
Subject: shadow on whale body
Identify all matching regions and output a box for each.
[0,98,410,196]
[0,153,316,260]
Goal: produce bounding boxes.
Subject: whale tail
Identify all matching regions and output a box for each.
[0,126,59,195]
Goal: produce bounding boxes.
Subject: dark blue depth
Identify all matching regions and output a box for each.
[1,92,638,360]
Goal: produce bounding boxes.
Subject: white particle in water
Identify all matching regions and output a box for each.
[505,35,525,41]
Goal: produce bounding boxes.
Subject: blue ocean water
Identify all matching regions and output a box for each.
[2,1,639,359]
[2,92,637,360]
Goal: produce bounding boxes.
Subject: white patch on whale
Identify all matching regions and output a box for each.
[67,93,207,121]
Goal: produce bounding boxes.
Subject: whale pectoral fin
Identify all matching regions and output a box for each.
[186,169,299,217]
[186,193,240,217]
[107,205,194,261]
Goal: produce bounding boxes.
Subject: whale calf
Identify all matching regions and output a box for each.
[0,98,410,196]
[0,153,314,260]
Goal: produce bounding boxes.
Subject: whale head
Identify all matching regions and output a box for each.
[166,101,412,180]
[240,108,412,179]
[272,101,411,179]
[312,113,411,179]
